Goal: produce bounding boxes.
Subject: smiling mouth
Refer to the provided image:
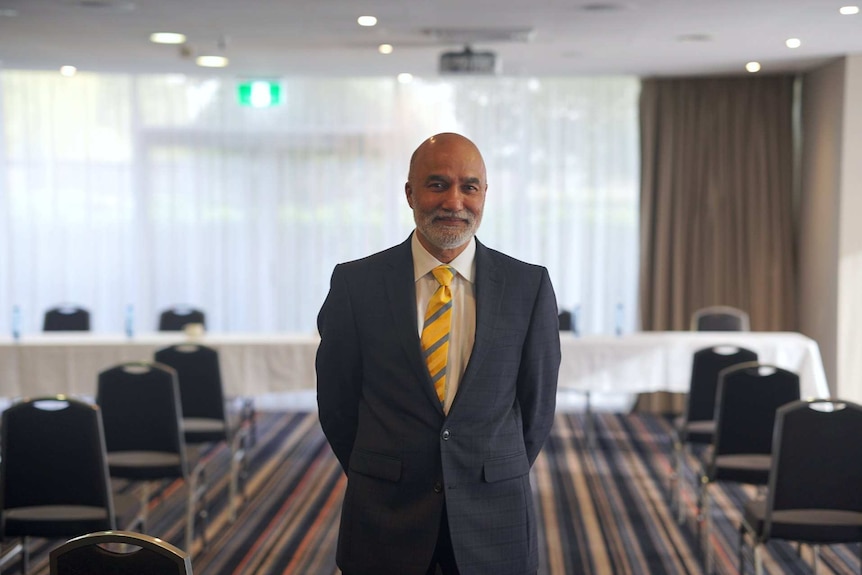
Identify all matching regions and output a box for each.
[434,216,467,226]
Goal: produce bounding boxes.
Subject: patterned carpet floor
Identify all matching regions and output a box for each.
[8,410,861,574]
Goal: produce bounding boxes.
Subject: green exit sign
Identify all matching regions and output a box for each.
[237,80,282,107]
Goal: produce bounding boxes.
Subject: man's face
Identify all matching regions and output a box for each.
[405,135,487,259]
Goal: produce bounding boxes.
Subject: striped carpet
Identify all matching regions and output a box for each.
[11,411,861,574]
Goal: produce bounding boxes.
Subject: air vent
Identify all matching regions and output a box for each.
[423,27,534,44]
[61,0,135,11]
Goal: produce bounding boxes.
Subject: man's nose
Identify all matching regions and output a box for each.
[440,189,464,211]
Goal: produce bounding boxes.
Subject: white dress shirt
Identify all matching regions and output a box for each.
[412,232,477,414]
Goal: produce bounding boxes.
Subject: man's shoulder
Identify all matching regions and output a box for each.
[335,238,410,274]
[478,241,547,275]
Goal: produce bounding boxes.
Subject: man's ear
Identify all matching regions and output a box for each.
[405,183,414,208]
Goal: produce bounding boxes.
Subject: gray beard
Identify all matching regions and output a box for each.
[414,211,479,250]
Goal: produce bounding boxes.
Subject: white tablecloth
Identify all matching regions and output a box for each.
[0,331,829,401]
[0,333,320,399]
[557,331,829,398]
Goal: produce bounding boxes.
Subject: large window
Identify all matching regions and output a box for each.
[0,71,639,335]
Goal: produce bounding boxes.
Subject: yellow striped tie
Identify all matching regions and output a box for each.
[421,265,455,405]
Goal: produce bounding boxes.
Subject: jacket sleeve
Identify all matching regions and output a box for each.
[316,264,363,473]
[517,267,561,465]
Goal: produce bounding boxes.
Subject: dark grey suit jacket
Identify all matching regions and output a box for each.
[316,235,561,575]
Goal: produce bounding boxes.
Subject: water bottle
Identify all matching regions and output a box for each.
[615,302,624,336]
[572,304,580,337]
[125,304,134,338]
[11,304,20,341]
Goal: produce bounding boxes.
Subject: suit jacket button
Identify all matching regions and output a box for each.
[441,429,451,440]
[434,482,443,493]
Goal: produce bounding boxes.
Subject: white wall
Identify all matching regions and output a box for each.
[799,54,862,401]
[837,55,862,401]
[799,58,844,393]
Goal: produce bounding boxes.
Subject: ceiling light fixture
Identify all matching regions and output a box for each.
[60,65,78,77]
[378,44,394,55]
[785,38,802,48]
[839,5,860,14]
[357,15,377,27]
[745,61,761,73]
[196,55,229,68]
[150,32,186,44]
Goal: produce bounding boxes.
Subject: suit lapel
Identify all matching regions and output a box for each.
[458,240,503,396]
[383,237,445,410]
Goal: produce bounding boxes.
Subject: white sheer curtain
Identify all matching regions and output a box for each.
[0,71,639,335]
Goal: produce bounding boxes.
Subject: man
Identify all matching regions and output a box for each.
[316,133,561,575]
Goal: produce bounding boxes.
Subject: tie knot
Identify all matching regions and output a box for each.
[432,265,455,287]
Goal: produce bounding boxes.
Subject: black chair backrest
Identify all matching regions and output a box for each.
[712,363,800,459]
[685,345,758,423]
[0,397,115,536]
[96,363,188,478]
[44,306,91,331]
[158,307,206,331]
[767,399,862,526]
[154,344,227,425]
[691,305,750,331]
[50,530,193,575]
[558,310,573,331]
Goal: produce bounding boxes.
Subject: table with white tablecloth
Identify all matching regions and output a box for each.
[556,331,829,399]
[0,333,320,400]
[0,331,829,401]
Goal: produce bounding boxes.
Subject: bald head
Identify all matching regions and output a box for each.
[405,133,488,262]
[408,133,486,183]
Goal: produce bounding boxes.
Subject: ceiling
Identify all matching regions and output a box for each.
[0,0,860,79]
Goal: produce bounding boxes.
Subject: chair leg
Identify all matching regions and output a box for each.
[702,481,713,574]
[754,543,764,575]
[229,426,250,522]
[674,441,686,524]
[186,458,209,554]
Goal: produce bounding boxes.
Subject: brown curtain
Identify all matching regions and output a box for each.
[637,75,797,412]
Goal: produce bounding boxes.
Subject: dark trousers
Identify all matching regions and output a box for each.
[342,507,459,575]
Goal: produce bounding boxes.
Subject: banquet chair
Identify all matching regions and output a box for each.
[43,305,91,332]
[49,530,192,575]
[690,305,750,331]
[97,362,206,554]
[0,397,141,574]
[671,345,758,523]
[558,310,573,331]
[158,307,206,332]
[739,398,862,575]
[697,363,800,573]
[154,344,253,521]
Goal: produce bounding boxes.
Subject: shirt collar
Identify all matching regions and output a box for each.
[412,231,476,283]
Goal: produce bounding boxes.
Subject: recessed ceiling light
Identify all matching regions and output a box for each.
[397,73,413,84]
[839,5,860,14]
[745,61,761,73]
[196,55,229,68]
[357,15,377,27]
[786,38,802,48]
[150,32,186,44]
[378,44,394,55]
[60,65,78,77]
